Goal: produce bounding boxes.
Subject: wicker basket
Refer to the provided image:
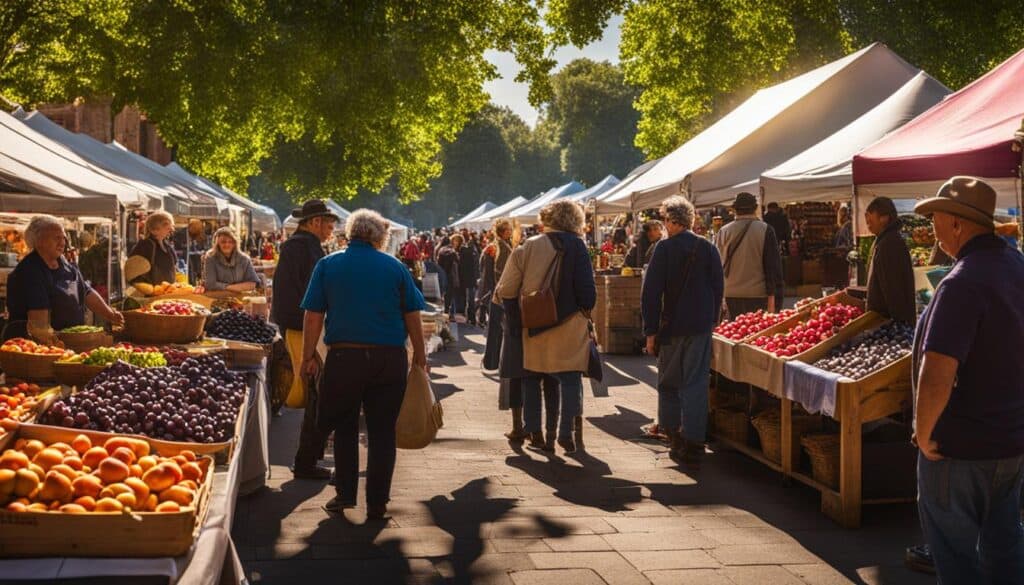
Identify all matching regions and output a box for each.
[53,362,107,389]
[0,351,62,382]
[751,410,823,464]
[713,407,750,444]
[801,433,840,489]
[57,330,113,354]
[123,310,207,344]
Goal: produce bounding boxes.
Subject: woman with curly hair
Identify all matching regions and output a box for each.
[495,199,596,453]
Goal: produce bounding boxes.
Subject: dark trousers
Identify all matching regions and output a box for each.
[508,375,560,432]
[918,452,1024,584]
[483,303,504,370]
[293,346,327,470]
[319,347,408,506]
[465,286,477,323]
[725,297,768,320]
[448,287,467,318]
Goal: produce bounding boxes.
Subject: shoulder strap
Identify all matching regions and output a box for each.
[541,234,564,294]
[722,220,753,278]
[659,238,700,336]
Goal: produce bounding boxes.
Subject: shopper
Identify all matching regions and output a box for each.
[202,226,260,292]
[271,200,338,481]
[483,220,514,371]
[625,220,664,268]
[864,197,916,323]
[436,235,462,319]
[911,177,1024,584]
[763,202,791,255]
[5,215,123,342]
[459,233,480,324]
[299,209,426,519]
[495,199,596,453]
[641,196,723,467]
[126,211,178,286]
[713,192,783,318]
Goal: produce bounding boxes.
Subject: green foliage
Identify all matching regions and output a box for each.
[546,58,642,184]
[0,0,562,202]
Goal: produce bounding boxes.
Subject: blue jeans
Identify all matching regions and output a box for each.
[656,332,712,442]
[918,452,1024,584]
[523,372,581,439]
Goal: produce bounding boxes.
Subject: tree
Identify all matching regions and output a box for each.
[545,58,642,184]
[0,0,561,201]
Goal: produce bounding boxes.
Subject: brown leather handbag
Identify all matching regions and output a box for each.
[519,235,564,329]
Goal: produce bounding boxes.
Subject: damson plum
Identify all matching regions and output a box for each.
[205,310,276,344]
[40,356,245,443]
[812,322,914,379]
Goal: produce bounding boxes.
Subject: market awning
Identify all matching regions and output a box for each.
[464,196,527,230]
[508,181,585,223]
[852,46,1024,230]
[164,163,281,232]
[593,158,663,214]
[105,142,224,219]
[601,43,924,211]
[567,175,620,204]
[761,72,950,204]
[0,110,144,216]
[449,201,497,228]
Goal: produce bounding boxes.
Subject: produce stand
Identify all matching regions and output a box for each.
[709,291,913,528]
[0,362,268,584]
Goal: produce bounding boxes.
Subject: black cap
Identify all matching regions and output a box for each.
[291,200,340,222]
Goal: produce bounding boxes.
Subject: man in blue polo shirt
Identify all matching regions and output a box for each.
[300,209,427,520]
[912,177,1024,584]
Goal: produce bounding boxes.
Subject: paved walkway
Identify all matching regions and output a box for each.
[232,328,931,585]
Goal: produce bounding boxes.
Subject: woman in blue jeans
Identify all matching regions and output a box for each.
[496,199,596,453]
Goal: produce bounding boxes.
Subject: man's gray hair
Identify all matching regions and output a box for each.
[660,196,695,230]
[345,209,390,249]
[24,215,63,250]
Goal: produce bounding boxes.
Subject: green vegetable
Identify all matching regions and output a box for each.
[61,325,104,334]
[82,347,167,368]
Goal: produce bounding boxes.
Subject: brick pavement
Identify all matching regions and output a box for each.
[232,328,932,585]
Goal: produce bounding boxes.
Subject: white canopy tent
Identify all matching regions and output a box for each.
[600,43,924,211]
[462,196,527,231]
[106,142,226,220]
[592,158,663,214]
[163,162,280,233]
[449,201,497,228]
[0,109,154,216]
[760,72,951,204]
[508,181,585,223]
[567,175,620,204]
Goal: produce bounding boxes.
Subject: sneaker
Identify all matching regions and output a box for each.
[904,544,936,575]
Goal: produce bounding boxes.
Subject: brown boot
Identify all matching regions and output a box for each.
[505,408,528,444]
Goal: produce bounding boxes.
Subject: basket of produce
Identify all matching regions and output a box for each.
[57,326,114,354]
[55,345,171,388]
[801,433,840,489]
[0,426,214,557]
[205,309,277,345]
[38,355,247,455]
[0,339,75,382]
[123,300,209,345]
[53,362,107,388]
[0,383,61,428]
[712,407,750,445]
[750,409,823,465]
[713,308,798,378]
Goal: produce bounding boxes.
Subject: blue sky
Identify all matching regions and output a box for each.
[483,15,623,126]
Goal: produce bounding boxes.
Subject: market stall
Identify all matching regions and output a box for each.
[709,291,914,528]
[506,181,585,223]
[448,201,497,228]
[461,196,526,232]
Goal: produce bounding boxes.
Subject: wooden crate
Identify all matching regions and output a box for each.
[0,424,213,558]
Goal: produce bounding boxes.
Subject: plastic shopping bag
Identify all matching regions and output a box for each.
[396,365,444,449]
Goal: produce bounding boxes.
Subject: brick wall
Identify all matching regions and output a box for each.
[37,99,171,165]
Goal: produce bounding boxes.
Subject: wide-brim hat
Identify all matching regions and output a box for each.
[124,256,151,282]
[914,176,996,230]
[291,199,340,222]
[729,191,758,212]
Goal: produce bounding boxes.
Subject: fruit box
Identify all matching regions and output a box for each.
[713,308,810,380]
[0,424,213,558]
[734,310,880,395]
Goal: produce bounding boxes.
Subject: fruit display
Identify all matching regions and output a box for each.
[211,297,245,312]
[812,322,913,379]
[59,346,168,368]
[134,281,196,297]
[0,383,49,424]
[40,355,245,443]
[900,215,935,267]
[0,433,207,513]
[714,309,797,340]
[794,297,818,310]
[60,325,104,334]
[142,299,209,316]
[1,338,73,357]
[205,309,276,345]
[749,303,865,357]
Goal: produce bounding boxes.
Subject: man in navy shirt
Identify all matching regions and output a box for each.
[912,177,1024,584]
[301,209,426,520]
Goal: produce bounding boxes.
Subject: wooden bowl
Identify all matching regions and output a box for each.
[0,351,62,381]
[123,310,208,345]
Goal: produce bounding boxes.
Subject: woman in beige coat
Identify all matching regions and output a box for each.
[495,200,596,453]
